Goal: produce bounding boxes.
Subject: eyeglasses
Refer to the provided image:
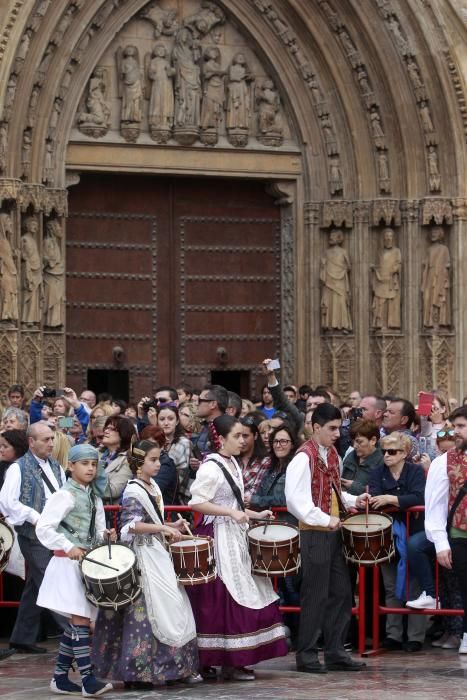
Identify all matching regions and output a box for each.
[155,397,172,404]
[273,438,292,447]
[437,429,455,438]
[105,426,118,432]
[198,397,214,403]
[382,448,404,455]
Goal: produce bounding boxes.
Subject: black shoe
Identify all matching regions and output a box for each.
[382,637,403,651]
[124,681,154,689]
[9,643,47,654]
[0,649,16,661]
[326,658,366,671]
[404,641,423,653]
[296,662,327,674]
[201,666,217,680]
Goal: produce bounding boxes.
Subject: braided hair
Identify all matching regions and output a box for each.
[128,439,160,475]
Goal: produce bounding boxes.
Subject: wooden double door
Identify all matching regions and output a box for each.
[66,173,282,401]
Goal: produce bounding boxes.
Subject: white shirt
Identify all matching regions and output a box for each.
[285,450,357,528]
[425,451,450,553]
[36,487,106,553]
[0,456,65,527]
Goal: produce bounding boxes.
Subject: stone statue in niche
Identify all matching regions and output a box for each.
[145,45,175,144]
[172,27,202,145]
[0,213,19,322]
[21,129,32,180]
[339,30,356,55]
[320,228,352,332]
[371,227,401,330]
[370,108,385,149]
[320,114,338,155]
[27,85,41,129]
[265,7,293,44]
[257,79,283,147]
[329,157,343,195]
[43,219,65,327]
[139,2,178,38]
[43,140,54,185]
[406,57,423,89]
[377,151,390,192]
[37,43,55,85]
[226,52,254,148]
[388,16,410,55]
[3,74,17,122]
[357,67,371,95]
[14,27,33,73]
[183,1,226,39]
[419,100,436,145]
[308,75,324,105]
[428,146,441,192]
[0,123,8,173]
[200,46,226,145]
[78,67,111,138]
[421,225,451,328]
[48,97,63,140]
[117,46,143,143]
[21,216,43,324]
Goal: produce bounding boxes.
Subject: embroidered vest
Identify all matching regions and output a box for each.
[57,479,98,549]
[297,439,341,515]
[16,451,63,540]
[447,449,467,532]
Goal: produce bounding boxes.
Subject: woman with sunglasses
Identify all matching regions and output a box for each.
[369,431,427,652]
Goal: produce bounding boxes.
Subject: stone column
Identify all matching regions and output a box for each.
[452,197,467,400]
[304,201,320,386]
[400,199,420,400]
[352,200,371,391]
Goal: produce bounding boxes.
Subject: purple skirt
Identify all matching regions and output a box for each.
[186,522,288,667]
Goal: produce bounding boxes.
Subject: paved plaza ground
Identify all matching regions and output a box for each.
[0,641,466,700]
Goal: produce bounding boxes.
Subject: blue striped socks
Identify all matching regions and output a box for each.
[54,624,74,677]
[70,624,93,681]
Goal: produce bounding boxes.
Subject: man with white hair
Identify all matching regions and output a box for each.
[0,422,66,653]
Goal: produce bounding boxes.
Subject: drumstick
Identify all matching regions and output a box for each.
[107,533,112,561]
[84,556,119,572]
[177,512,193,537]
[262,514,272,535]
[365,486,369,528]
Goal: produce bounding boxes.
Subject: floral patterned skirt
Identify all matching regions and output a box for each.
[91,588,199,684]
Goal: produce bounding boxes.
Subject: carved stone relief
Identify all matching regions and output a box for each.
[0,212,19,322]
[372,335,403,395]
[71,1,291,151]
[0,331,18,400]
[43,218,64,328]
[320,228,352,332]
[20,215,42,324]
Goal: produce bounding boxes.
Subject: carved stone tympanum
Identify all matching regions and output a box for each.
[200,46,226,145]
[172,27,202,144]
[43,219,65,327]
[0,213,18,322]
[371,227,401,330]
[21,216,42,324]
[257,79,283,146]
[421,225,451,328]
[320,228,352,332]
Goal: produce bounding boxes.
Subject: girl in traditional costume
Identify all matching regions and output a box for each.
[187,415,288,681]
[36,443,114,697]
[91,438,201,689]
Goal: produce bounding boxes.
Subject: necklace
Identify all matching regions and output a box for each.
[139,477,152,486]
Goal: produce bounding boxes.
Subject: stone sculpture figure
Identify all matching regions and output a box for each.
[183,1,226,38]
[320,228,352,332]
[172,27,201,144]
[257,79,283,146]
[21,130,32,179]
[3,75,17,121]
[226,52,254,147]
[43,219,65,327]
[117,45,143,142]
[78,67,111,138]
[371,227,401,330]
[370,109,385,148]
[21,216,42,324]
[378,151,390,192]
[0,123,8,172]
[421,226,451,328]
[0,213,18,322]
[329,157,343,195]
[200,46,226,145]
[419,101,434,133]
[407,58,423,89]
[428,146,441,191]
[139,2,178,38]
[146,45,175,143]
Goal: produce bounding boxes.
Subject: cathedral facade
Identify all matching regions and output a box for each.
[0,0,465,401]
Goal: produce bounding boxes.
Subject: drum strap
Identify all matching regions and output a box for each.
[331,481,348,518]
[128,480,164,525]
[210,459,245,511]
[36,467,79,538]
[447,480,467,533]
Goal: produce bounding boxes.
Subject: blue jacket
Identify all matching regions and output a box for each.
[368,460,425,534]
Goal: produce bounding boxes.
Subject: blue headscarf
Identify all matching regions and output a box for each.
[68,443,99,463]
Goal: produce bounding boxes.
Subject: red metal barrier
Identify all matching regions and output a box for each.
[366,505,464,655]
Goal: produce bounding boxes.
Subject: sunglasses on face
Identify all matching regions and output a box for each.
[198,397,214,403]
[273,438,292,447]
[382,448,403,455]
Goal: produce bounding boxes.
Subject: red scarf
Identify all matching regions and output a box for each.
[297,439,341,515]
[447,448,467,531]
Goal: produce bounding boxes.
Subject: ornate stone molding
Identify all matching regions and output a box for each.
[321,200,353,228]
[43,188,68,217]
[421,198,453,225]
[18,182,44,212]
[452,198,467,221]
[0,176,22,205]
[372,198,401,226]
[0,1,26,68]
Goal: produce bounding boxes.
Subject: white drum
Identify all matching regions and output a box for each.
[248,522,300,577]
[0,520,14,573]
[80,543,141,610]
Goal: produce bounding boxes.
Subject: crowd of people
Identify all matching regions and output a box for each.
[0,358,466,694]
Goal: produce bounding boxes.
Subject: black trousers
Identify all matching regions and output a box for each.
[10,535,66,645]
[296,530,352,666]
[451,538,467,634]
